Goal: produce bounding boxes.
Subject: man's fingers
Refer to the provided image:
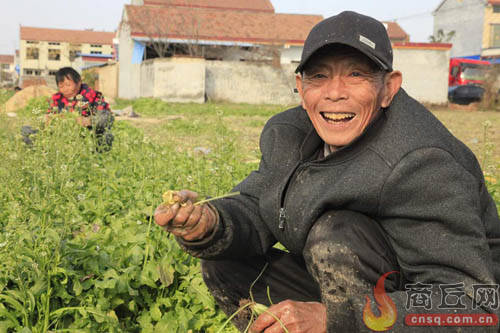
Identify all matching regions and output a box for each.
[250,309,280,332]
[184,205,203,229]
[154,203,178,226]
[176,190,198,203]
[171,200,195,227]
[262,321,285,333]
[183,205,214,241]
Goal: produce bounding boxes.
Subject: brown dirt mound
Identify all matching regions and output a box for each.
[4,85,56,113]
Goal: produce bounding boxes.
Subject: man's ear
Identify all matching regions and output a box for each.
[380,70,402,108]
[295,74,306,109]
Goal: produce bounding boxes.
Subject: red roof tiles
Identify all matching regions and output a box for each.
[143,0,275,12]
[0,55,14,64]
[20,27,115,45]
[125,5,322,45]
[382,21,409,42]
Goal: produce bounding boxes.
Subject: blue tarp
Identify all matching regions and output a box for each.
[132,41,145,64]
[456,55,481,60]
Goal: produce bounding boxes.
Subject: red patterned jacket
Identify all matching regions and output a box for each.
[48,83,110,116]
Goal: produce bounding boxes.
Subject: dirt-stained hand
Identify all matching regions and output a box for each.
[249,300,326,333]
[154,190,217,241]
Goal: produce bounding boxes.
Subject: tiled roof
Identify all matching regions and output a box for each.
[489,0,500,4]
[0,55,14,64]
[142,0,274,13]
[382,21,409,41]
[125,5,322,45]
[20,26,115,45]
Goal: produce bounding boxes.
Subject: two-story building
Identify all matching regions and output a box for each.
[0,55,16,83]
[19,26,116,79]
[433,0,500,60]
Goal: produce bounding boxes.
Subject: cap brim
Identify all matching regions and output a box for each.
[295,42,391,74]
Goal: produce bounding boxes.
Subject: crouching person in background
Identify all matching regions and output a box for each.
[22,67,114,151]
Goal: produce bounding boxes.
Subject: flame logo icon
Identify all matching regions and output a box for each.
[363,271,398,332]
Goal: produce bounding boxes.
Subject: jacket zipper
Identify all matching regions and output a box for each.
[279,162,310,230]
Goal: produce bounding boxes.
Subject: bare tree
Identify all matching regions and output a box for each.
[128,0,206,59]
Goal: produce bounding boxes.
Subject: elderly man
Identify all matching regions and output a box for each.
[155,11,500,332]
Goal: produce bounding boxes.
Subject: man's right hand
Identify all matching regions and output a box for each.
[154,190,217,241]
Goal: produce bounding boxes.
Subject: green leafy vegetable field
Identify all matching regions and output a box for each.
[0,94,498,332]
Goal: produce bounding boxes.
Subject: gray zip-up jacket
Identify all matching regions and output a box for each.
[180,89,500,331]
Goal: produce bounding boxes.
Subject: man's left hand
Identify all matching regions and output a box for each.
[249,300,326,333]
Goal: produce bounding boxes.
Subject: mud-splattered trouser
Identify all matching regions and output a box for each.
[201,210,402,331]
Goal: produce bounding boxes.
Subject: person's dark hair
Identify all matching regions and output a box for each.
[55,67,81,85]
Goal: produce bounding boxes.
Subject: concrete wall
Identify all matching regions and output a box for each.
[206,61,299,105]
[393,46,450,104]
[281,46,302,65]
[140,57,205,103]
[118,49,450,105]
[96,63,118,99]
[118,15,141,99]
[433,0,484,57]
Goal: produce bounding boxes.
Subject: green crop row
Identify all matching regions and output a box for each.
[0,111,247,332]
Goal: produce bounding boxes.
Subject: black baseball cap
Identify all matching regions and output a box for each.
[295,11,393,74]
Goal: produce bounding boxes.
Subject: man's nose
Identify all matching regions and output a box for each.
[324,76,348,101]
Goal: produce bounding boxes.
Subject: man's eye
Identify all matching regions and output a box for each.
[350,71,362,77]
[312,73,327,79]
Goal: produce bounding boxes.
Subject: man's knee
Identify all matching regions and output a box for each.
[304,210,400,290]
[305,210,376,246]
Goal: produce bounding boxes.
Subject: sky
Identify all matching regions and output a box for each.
[0,0,442,55]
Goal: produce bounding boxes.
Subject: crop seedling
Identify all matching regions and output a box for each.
[216,263,289,333]
[161,190,240,206]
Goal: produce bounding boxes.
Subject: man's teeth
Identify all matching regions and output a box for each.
[323,113,355,121]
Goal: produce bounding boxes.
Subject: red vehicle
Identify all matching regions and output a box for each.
[448,58,490,104]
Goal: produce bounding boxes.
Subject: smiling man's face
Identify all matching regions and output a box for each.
[296,45,401,149]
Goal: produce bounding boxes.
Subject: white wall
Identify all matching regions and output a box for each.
[152,57,205,103]
[118,12,141,99]
[393,47,450,104]
[433,0,484,57]
[206,61,300,105]
[280,46,302,65]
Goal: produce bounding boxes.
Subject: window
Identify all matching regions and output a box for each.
[24,69,41,76]
[48,49,61,60]
[491,24,500,47]
[48,42,60,46]
[1,64,9,70]
[49,70,57,75]
[26,47,39,60]
[90,51,102,54]
[494,5,500,13]
[69,49,81,61]
[90,44,102,48]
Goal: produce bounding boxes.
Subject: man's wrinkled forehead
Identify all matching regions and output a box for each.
[302,44,380,74]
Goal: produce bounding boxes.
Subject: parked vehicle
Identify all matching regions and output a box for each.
[448,58,490,104]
